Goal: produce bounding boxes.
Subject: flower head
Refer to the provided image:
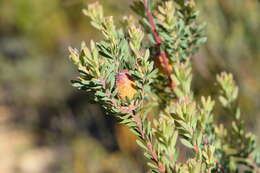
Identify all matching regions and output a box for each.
[116,70,137,100]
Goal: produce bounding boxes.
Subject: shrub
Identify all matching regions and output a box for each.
[69,0,260,172]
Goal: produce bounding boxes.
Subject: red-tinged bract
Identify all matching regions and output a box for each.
[116,70,137,100]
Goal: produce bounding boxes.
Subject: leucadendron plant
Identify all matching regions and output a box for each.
[68,0,260,172]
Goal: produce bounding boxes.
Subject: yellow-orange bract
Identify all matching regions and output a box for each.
[116,70,137,100]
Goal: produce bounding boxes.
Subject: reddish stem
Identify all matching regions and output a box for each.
[133,114,166,172]
[144,0,161,45]
[144,0,176,89]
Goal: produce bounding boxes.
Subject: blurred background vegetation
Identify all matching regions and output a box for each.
[0,0,259,172]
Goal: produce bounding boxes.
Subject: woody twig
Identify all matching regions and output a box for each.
[144,0,176,89]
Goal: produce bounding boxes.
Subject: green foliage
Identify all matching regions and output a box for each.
[196,0,260,125]
[213,72,259,172]
[69,0,259,172]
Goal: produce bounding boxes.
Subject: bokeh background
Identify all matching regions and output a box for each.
[0,0,259,172]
